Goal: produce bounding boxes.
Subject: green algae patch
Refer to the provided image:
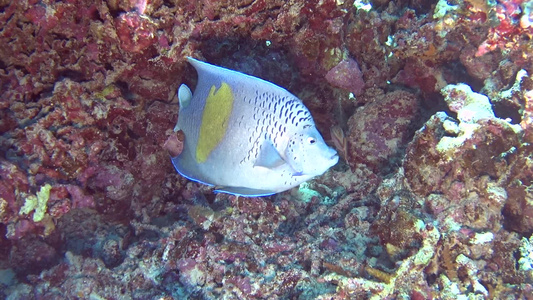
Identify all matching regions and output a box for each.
[19,184,52,222]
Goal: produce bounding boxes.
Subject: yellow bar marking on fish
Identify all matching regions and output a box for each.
[196,82,234,163]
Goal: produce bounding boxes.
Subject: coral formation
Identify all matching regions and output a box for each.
[347,89,420,174]
[0,0,532,298]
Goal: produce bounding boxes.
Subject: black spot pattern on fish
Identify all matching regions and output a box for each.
[240,91,313,166]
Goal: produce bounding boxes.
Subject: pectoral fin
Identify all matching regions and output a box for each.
[254,139,285,169]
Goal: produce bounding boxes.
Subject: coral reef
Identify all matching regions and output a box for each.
[347,89,420,174]
[1,0,532,299]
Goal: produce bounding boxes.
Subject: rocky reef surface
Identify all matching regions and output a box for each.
[0,0,532,298]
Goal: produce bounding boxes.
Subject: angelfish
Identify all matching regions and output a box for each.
[172,57,339,196]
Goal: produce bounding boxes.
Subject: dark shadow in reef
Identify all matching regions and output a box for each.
[195,37,301,92]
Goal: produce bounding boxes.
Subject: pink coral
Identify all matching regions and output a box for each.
[325,58,365,96]
[476,0,533,57]
[115,11,157,53]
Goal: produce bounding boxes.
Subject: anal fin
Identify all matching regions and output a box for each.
[214,186,276,197]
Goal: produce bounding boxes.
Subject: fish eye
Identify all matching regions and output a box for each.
[307,137,316,145]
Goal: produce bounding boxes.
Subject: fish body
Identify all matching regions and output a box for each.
[172,57,338,196]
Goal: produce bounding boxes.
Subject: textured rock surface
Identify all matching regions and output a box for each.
[347,89,420,174]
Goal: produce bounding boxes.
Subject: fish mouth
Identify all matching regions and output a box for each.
[330,153,339,162]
